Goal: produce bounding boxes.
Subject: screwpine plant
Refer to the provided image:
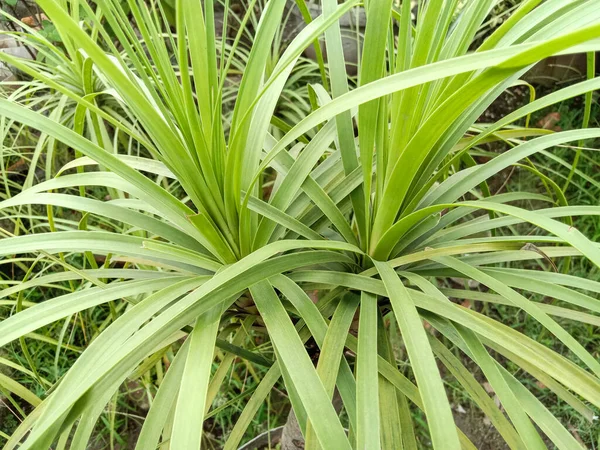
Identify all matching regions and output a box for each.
[0,7,159,210]
[1,0,600,448]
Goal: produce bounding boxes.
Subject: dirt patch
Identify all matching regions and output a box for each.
[454,409,510,450]
[480,85,530,124]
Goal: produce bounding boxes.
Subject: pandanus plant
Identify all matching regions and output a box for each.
[1,0,600,448]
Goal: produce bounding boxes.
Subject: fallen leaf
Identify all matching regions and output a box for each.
[6,158,27,174]
[537,112,561,131]
[568,425,586,446]
[21,14,48,28]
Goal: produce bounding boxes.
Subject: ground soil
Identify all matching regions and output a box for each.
[454,410,510,450]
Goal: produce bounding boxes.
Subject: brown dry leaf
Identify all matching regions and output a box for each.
[262,184,273,201]
[6,158,28,174]
[537,111,561,131]
[21,14,48,28]
[568,425,586,446]
[461,299,472,309]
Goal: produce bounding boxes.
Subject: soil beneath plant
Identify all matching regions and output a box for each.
[479,85,531,124]
[454,409,510,450]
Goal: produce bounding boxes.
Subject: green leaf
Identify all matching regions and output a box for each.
[305,293,359,450]
[0,372,41,407]
[428,337,524,449]
[0,277,191,348]
[171,306,222,449]
[435,255,600,377]
[374,261,461,450]
[356,291,381,449]
[135,340,187,450]
[249,280,352,450]
[455,325,545,449]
